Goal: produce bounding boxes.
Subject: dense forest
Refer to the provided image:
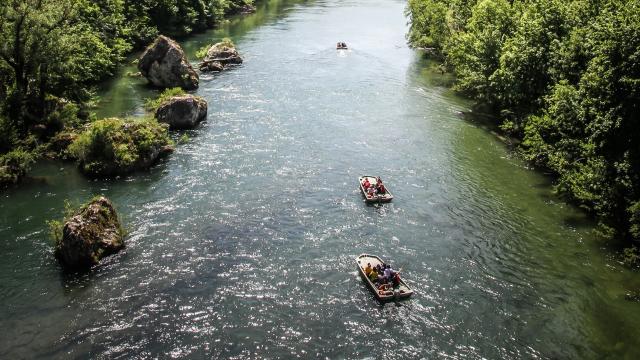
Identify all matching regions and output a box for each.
[407,0,640,257]
[0,0,253,184]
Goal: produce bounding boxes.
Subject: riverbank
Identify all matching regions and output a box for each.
[406,0,640,262]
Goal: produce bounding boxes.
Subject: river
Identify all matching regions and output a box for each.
[1,0,639,358]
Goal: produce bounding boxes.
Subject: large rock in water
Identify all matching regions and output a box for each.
[155,95,208,129]
[138,36,199,90]
[55,197,124,270]
[199,41,243,72]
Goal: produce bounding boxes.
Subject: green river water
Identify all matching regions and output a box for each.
[1,0,640,358]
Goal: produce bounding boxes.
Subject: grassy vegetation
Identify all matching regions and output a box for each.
[47,199,78,245]
[196,37,236,59]
[145,88,187,112]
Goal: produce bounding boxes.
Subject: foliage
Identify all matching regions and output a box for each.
[68,117,173,176]
[407,0,640,242]
[47,199,76,244]
[179,133,190,144]
[623,246,640,269]
[145,87,187,112]
[196,37,235,59]
[0,148,35,187]
[0,115,18,153]
[0,0,253,157]
[123,0,252,43]
[0,0,130,134]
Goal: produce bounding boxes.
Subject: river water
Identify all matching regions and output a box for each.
[1,0,640,358]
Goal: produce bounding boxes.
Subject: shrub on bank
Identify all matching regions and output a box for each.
[0,149,35,187]
[68,117,174,177]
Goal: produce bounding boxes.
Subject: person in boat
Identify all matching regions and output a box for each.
[367,185,377,197]
[368,267,378,283]
[337,42,342,49]
[392,272,401,288]
[383,264,392,281]
[362,177,371,189]
[342,42,347,48]
[364,263,373,276]
[376,178,386,195]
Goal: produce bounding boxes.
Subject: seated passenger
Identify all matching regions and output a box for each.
[362,178,371,189]
[368,268,378,282]
[376,181,386,194]
[367,186,376,197]
[383,264,392,279]
[364,263,373,276]
[392,272,401,288]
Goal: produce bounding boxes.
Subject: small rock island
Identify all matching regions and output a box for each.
[199,38,243,72]
[54,197,124,270]
[138,35,199,90]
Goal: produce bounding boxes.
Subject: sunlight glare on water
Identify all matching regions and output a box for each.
[1,0,640,358]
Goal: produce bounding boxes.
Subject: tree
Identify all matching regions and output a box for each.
[445,0,515,101]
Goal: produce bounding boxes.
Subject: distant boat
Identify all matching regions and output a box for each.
[336,42,348,50]
[356,254,413,301]
[359,175,393,203]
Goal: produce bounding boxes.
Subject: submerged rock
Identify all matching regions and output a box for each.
[199,60,224,72]
[199,40,243,72]
[138,36,199,90]
[55,197,124,270]
[155,95,208,130]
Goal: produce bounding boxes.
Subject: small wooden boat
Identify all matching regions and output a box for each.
[336,42,348,50]
[356,254,413,301]
[358,175,393,203]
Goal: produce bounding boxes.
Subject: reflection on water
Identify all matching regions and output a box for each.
[1,0,639,358]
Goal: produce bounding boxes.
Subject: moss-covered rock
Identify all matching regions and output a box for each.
[199,38,243,72]
[68,117,174,177]
[155,95,208,130]
[54,196,124,270]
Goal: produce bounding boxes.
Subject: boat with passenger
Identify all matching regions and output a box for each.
[356,254,413,301]
[359,175,393,203]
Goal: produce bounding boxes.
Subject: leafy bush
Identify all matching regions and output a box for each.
[145,88,186,112]
[623,246,640,269]
[68,117,173,176]
[407,0,640,244]
[196,45,211,60]
[0,149,35,187]
[0,115,18,153]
